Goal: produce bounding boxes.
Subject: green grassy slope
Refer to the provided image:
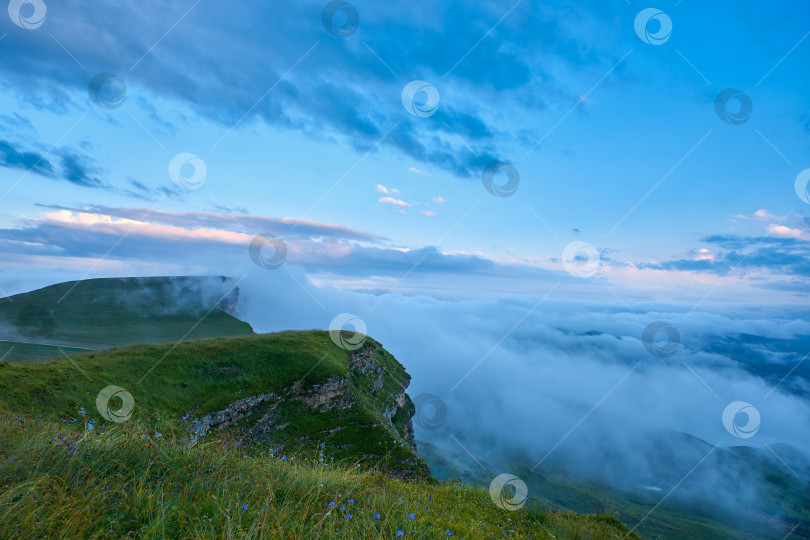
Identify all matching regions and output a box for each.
[0,339,95,363]
[0,331,641,538]
[0,331,422,476]
[0,412,638,539]
[0,276,253,362]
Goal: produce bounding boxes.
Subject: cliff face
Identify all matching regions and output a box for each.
[185,340,428,480]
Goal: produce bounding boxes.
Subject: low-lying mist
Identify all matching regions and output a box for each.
[236,270,810,526]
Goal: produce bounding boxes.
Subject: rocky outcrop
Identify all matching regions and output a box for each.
[183,344,425,478]
[188,392,278,439]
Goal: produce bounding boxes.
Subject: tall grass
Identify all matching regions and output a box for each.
[0,412,638,539]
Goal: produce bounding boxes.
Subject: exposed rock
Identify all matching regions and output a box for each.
[188,392,277,439]
[183,344,425,478]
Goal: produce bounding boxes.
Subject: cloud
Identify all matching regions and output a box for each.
[734,209,783,221]
[228,275,810,528]
[767,224,806,239]
[3,206,810,305]
[376,184,399,195]
[408,167,431,177]
[641,217,810,280]
[0,0,630,179]
[421,210,436,217]
[0,113,36,135]
[433,196,445,204]
[379,196,411,207]
[34,204,379,242]
[0,139,56,178]
[58,151,103,188]
[0,139,118,190]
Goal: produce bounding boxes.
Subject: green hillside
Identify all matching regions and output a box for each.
[0,412,637,539]
[0,276,253,362]
[0,331,637,539]
[0,332,422,476]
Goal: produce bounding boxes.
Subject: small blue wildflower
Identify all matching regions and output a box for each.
[328,501,336,508]
[346,514,352,520]
[397,531,403,537]
[320,442,325,448]
[281,455,287,462]
[340,506,345,512]
[408,512,415,521]
[373,512,380,521]
[242,504,247,511]
[446,530,452,536]
[348,498,354,505]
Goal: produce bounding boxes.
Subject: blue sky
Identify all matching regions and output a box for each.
[0,0,809,305]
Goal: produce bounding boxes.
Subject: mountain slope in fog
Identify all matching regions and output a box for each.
[0,276,253,362]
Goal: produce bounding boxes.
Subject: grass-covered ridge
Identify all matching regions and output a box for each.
[0,331,425,475]
[0,329,644,538]
[0,412,639,539]
[0,276,253,362]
